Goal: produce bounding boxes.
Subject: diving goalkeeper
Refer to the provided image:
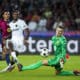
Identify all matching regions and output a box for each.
[18,26,79,76]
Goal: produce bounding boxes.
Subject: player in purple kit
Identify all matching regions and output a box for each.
[0,10,14,72]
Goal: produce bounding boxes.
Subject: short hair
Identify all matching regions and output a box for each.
[0,9,10,18]
[12,9,20,14]
[57,26,64,30]
[1,9,10,16]
[1,9,9,15]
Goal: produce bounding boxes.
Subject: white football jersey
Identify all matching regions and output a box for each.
[9,19,28,39]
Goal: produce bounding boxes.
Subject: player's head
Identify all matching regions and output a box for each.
[1,9,10,21]
[12,10,20,20]
[56,26,64,37]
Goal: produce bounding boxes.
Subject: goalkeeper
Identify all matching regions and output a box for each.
[18,26,79,76]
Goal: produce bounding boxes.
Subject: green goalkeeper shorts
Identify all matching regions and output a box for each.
[48,56,61,66]
[48,57,63,71]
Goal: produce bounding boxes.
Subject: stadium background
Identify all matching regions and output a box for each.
[0,0,80,54]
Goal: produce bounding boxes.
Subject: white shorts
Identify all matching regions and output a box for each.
[6,37,27,53]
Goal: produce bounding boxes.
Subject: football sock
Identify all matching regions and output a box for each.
[57,71,74,76]
[11,51,19,64]
[22,61,42,71]
[5,53,10,65]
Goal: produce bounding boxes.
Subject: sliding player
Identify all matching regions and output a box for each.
[18,26,80,76]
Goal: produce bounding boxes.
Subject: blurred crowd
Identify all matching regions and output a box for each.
[0,0,80,31]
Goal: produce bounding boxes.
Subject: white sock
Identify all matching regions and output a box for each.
[11,51,19,64]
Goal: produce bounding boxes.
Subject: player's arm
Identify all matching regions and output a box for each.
[22,20,30,45]
[24,28,30,40]
[23,28,30,45]
[61,37,67,57]
[51,36,55,45]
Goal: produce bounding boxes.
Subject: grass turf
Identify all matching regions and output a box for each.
[0,55,80,80]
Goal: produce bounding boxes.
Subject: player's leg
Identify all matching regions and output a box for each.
[8,41,19,64]
[18,58,57,71]
[1,40,16,72]
[8,39,24,71]
[0,39,15,73]
[18,56,60,71]
[2,39,11,65]
[18,52,65,71]
[5,53,11,65]
[15,37,27,53]
[18,55,67,71]
[0,62,15,73]
[48,56,63,66]
[20,60,43,71]
[48,56,80,76]
[56,70,80,76]
[49,57,76,76]
[73,70,80,76]
[0,51,15,73]
[54,63,74,76]
[53,63,80,76]
[57,71,74,76]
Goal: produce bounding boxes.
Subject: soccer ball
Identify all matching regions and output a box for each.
[40,48,49,57]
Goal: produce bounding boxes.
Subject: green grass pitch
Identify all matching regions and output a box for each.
[0,55,80,80]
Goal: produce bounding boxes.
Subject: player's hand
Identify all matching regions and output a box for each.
[7,27,11,32]
[23,39,29,46]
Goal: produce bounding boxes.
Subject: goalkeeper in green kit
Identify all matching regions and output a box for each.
[18,26,80,76]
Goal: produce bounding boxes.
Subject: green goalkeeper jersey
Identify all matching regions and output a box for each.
[52,35,67,61]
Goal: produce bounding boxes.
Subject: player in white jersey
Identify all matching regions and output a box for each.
[0,10,30,72]
[8,10,29,70]
[9,16,28,53]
